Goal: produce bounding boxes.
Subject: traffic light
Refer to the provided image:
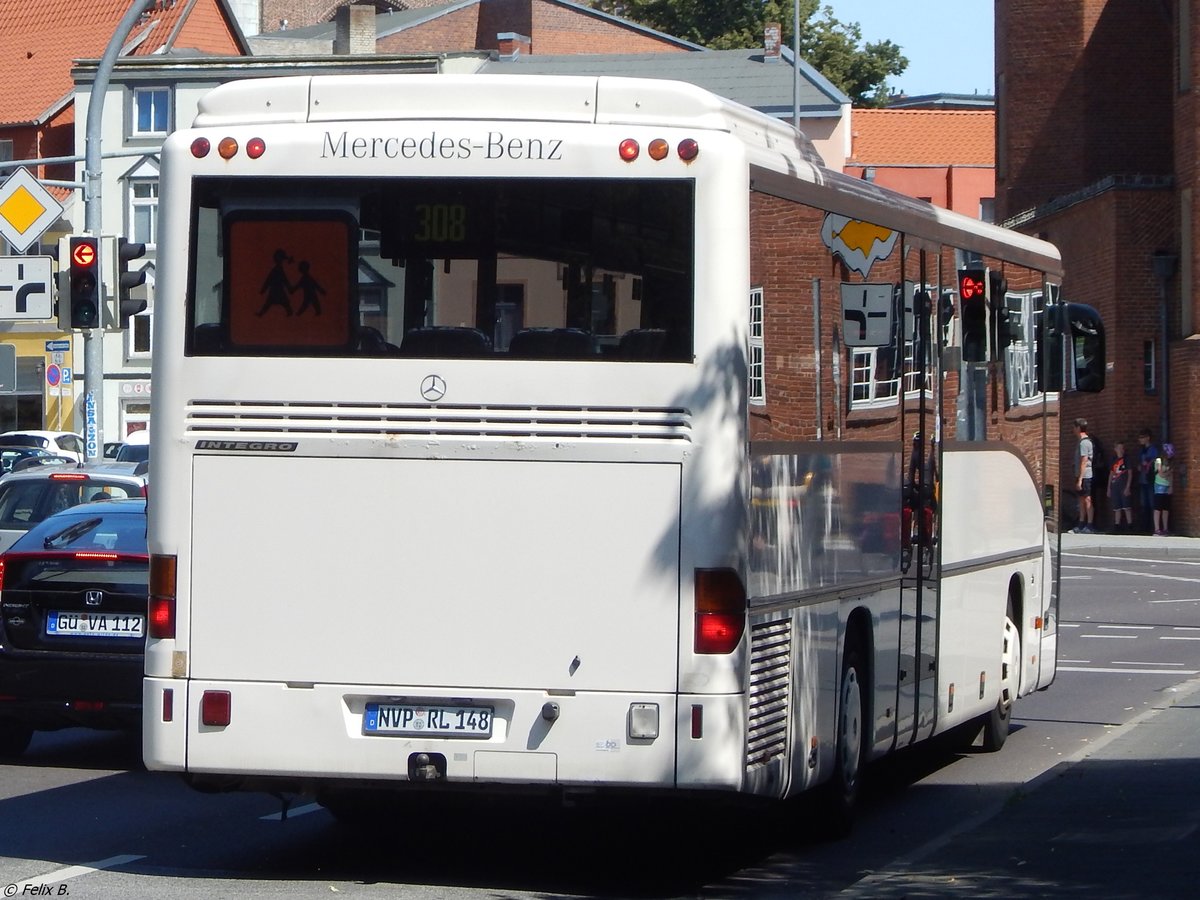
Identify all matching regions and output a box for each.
[61,236,100,330]
[117,238,148,329]
[958,266,989,362]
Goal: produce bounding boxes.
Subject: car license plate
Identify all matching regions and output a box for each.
[46,611,144,638]
[363,702,494,738]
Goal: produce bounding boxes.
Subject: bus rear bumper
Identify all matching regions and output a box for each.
[144,678,748,794]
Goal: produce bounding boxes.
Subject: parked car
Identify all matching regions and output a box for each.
[0,498,148,756]
[0,446,67,475]
[0,463,149,555]
[115,443,149,464]
[0,431,86,463]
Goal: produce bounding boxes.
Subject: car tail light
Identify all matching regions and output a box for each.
[0,558,6,593]
[149,554,177,639]
[694,568,746,654]
[49,472,87,481]
[71,700,105,712]
[201,690,231,726]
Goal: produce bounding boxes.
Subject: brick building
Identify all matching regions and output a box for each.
[996,1,1189,533]
[249,0,698,55]
[844,108,996,222]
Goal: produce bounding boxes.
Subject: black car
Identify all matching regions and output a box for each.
[0,445,64,475]
[0,498,148,757]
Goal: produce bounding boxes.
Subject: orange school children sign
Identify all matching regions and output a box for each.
[226,215,353,350]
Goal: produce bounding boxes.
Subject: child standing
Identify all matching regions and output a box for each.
[1108,441,1133,532]
[1154,443,1176,535]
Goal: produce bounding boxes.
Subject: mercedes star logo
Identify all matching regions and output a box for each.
[420,374,447,402]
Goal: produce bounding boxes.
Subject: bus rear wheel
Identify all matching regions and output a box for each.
[981,607,1020,752]
[824,635,866,835]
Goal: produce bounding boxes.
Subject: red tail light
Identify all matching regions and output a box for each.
[0,558,6,593]
[694,568,746,654]
[149,597,175,639]
[201,690,231,726]
[148,553,177,639]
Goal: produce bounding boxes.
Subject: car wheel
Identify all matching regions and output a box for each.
[982,602,1021,753]
[0,718,33,758]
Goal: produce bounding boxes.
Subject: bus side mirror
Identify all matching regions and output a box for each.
[1047,302,1105,393]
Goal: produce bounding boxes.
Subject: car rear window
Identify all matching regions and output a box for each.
[16,506,147,554]
[0,435,41,448]
[0,479,143,530]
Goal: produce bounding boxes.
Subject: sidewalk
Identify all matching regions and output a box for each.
[842,674,1200,898]
[1060,528,1200,554]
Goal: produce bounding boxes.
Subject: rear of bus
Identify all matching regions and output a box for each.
[143,75,769,801]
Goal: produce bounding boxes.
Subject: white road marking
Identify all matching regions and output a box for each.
[1098,624,1154,630]
[1149,598,1200,604]
[1058,666,1199,674]
[1064,553,1200,567]
[1113,660,1187,666]
[1081,634,1138,639]
[1063,564,1200,583]
[1161,635,1200,641]
[12,855,144,891]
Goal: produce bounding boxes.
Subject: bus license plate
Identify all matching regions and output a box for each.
[46,611,144,638]
[363,702,493,738]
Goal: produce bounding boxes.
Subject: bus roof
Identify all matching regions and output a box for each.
[189,73,1060,276]
[193,73,825,167]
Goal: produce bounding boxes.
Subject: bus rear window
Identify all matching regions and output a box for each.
[187,177,695,361]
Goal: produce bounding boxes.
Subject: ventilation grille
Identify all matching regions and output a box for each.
[185,401,692,442]
[747,619,791,768]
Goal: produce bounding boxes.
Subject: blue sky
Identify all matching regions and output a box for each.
[821,1,994,97]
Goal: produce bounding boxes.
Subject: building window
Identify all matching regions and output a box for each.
[132,87,170,136]
[749,287,765,404]
[979,198,996,224]
[0,140,12,162]
[1144,340,1157,393]
[130,179,158,246]
[129,307,152,358]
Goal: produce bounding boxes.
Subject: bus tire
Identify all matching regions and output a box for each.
[824,633,867,835]
[981,604,1020,752]
[0,719,33,758]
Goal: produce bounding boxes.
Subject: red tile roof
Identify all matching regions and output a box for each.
[0,0,244,126]
[848,109,995,167]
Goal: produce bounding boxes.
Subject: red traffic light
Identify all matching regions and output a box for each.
[70,238,97,269]
[959,271,987,300]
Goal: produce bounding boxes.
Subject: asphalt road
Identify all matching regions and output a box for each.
[2,535,1198,898]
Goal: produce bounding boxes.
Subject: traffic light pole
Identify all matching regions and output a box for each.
[80,0,154,460]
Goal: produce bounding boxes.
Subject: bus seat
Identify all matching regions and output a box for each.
[193,323,227,354]
[400,326,491,358]
[618,328,668,360]
[507,328,595,359]
[357,326,400,355]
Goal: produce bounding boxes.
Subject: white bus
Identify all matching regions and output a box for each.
[143,74,1104,824]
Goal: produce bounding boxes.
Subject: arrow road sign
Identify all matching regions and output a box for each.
[0,256,54,320]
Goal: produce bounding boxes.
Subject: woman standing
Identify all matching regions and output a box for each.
[1154,443,1176,536]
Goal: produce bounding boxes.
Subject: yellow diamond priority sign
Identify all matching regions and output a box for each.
[0,168,64,254]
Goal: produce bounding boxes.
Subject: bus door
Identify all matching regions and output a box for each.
[898,263,941,746]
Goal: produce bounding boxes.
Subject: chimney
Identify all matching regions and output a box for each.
[497,32,532,59]
[764,22,781,61]
[334,4,376,55]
